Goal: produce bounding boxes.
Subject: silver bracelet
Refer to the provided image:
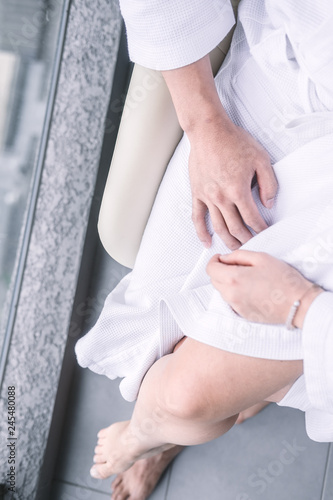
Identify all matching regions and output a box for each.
[285,284,321,330]
[285,300,301,330]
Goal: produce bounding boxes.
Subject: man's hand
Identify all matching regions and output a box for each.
[162,55,277,249]
[189,119,277,249]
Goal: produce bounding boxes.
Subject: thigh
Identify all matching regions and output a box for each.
[165,337,303,419]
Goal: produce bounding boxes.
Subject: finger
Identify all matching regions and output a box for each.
[236,195,268,233]
[206,256,237,290]
[192,198,211,248]
[206,254,224,278]
[256,162,278,209]
[206,259,244,298]
[218,250,266,266]
[208,204,242,250]
[216,203,253,245]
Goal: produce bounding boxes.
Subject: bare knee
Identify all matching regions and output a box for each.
[156,339,235,421]
[158,365,220,421]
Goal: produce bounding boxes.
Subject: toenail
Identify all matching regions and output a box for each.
[90,467,101,479]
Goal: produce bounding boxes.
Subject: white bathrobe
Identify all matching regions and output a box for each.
[75,0,333,442]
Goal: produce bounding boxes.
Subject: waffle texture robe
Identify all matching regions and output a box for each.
[75,0,333,442]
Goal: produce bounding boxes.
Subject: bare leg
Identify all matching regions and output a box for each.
[110,339,186,500]
[236,402,270,424]
[91,338,302,479]
[110,335,275,499]
[111,400,272,500]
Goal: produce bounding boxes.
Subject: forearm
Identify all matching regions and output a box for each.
[161,55,235,139]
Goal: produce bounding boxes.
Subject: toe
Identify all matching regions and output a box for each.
[94,444,103,454]
[93,453,106,464]
[90,463,113,480]
[113,485,129,500]
[97,427,108,438]
[112,475,122,489]
[111,476,131,500]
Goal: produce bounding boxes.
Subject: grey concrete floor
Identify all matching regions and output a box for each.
[50,245,333,500]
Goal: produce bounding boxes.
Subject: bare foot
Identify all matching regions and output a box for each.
[236,402,270,424]
[91,421,139,478]
[90,420,176,480]
[111,446,183,500]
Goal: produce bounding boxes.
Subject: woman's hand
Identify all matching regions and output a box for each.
[162,55,278,250]
[206,250,323,328]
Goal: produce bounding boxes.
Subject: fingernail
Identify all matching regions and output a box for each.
[203,241,211,249]
[266,198,274,209]
[90,467,101,478]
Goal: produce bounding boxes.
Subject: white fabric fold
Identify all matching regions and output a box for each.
[161,135,333,361]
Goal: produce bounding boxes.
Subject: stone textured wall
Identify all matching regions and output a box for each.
[0,0,121,496]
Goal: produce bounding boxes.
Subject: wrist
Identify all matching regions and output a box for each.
[162,55,236,140]
[183,103,235,141]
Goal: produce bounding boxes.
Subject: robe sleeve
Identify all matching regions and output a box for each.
[279,293,333,442]
[302,292,333,414]
[119,0,235,70]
